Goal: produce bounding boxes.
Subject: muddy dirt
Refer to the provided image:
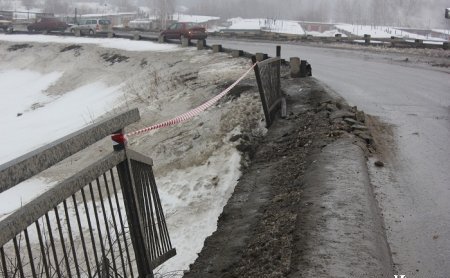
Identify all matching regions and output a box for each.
[184,74,381,277]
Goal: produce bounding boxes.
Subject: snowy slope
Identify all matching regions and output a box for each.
[0,36,261,275]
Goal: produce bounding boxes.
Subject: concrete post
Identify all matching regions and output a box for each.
[255,53,268,62]
[133,33,141,40]
[415,39,423,47]
[181,36,189,47]
[335,33,342,42]
[390,36,398,47]
[75,29,81,37]
[158,35,165,43]
[197,39,205,50]
[290,57,301,78]
[212,44,222,53]
[443,42,449,50]
[364,34,371,45]
[107,32,114,38]
[300,60,308,77]
[231,50,243,58]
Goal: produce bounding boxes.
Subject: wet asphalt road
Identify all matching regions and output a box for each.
[209,38,450,277]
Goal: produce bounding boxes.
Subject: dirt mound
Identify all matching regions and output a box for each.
[184,76,385,277]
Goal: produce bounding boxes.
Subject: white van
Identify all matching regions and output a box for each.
[71,18,112,35]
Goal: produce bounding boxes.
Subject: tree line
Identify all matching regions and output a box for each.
[0,0,448,28]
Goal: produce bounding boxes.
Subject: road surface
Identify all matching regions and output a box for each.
[209,39,450,277]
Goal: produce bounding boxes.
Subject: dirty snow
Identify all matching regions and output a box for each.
[156,142,242,273]
[0,37,260,275]
[0,34,180,52]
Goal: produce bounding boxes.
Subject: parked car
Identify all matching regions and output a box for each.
[70,18,112,35]
[159,22,207,41]
[27,17,68,32]
[0,15,13,32]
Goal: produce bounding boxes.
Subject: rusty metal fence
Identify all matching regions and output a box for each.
[0,109,175,278]
[253,57,282,127]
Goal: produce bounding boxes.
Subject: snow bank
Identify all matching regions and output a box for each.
[156,140,241,273]
[306,29,347,38]
[172,13,220,23]
[225,18,305,35]
[0,69,123,164]
[0,40,260,275]
[0,34,180,52]
[335,24,446,41]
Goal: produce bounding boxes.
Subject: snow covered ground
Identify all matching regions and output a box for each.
[215,18,448,41]
[336,24,447,41]
[0,35,180,163]
[171,13,220,24]
[0,34,261,275]
[223,17,305,35]
[305,29,347,38]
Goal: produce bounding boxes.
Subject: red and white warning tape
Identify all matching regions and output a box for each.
[112,63,256,144]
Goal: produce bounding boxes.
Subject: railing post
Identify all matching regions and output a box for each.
[290,57,301,78]
[100,256,110,278]
[364,34,371,45]
[252,56,272,127]
[114,130,154,278]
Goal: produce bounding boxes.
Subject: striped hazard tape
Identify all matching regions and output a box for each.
[112,63,256,144]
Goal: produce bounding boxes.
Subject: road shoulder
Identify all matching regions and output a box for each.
[184,76,393,277]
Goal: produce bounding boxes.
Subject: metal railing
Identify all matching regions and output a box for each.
[0,109,175,278]
[253,56,282,127]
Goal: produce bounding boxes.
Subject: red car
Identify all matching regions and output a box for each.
[160,22,207,41]
[27,17,68,33]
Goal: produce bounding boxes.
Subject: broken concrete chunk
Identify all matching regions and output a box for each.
[343,118,359,125]
[356,111,365,123]
[330,110,356,120]
[352,124,368,131]
[326,103,338,112]
[354,131,374,144]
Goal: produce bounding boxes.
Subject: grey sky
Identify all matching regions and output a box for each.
[178,0,450,28]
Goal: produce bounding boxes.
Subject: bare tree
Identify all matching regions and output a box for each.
[151,0,175,29]
[0,0,12,10]
[44,0,69,14]
[22,0,36,10]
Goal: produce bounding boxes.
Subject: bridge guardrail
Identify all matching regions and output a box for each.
[0,109,175,278]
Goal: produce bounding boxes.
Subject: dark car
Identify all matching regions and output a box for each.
[27,17,68,33]
[159,22,207,42]
[0,15,13,32]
